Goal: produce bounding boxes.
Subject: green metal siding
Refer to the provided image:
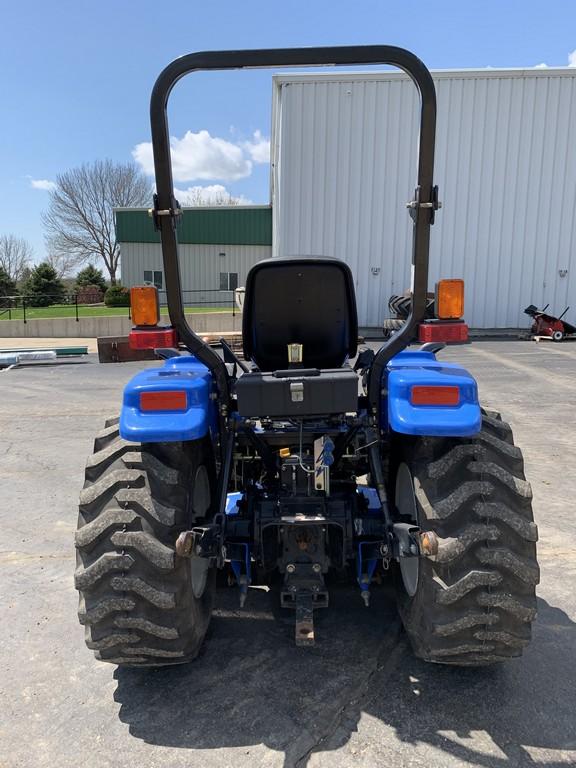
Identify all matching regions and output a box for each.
[115,207,272,246]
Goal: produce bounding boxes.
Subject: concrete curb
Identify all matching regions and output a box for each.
[0,312,241,339]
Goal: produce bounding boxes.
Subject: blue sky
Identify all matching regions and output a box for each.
[2,0,575,263]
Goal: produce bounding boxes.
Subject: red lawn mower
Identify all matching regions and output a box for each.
[524,304,576,342]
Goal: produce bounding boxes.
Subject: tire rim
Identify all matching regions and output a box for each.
[190,465,211,599]
[395,463,419,597]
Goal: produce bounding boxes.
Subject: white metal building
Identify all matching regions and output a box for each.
[271,68,576,328]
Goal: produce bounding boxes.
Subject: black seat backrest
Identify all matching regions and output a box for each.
[242,257,358,371]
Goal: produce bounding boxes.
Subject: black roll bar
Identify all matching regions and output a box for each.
[150,46,438,420]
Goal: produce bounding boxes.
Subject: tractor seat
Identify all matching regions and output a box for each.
[236,258,359,418]
[242,257,358,371]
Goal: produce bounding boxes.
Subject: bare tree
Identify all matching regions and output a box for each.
[45,245,86,279]
[43,159,151,285]
[0,235,34,282]
[179,187,242,207]
[205,191,240,206]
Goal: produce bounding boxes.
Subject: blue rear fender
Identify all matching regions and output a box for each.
[119,356,218,443]
[384,350,481,437]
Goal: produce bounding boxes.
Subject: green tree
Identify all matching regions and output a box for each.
[75,263,107,293]
[18,266,32,290]
[23,262,67,307]
[0,266,17,298]
[104,285,130,307]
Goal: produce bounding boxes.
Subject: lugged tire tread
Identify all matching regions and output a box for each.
[94,422,120,451]
[433,570,502,604]
[476,591,537,622]
[468,461,532,499]
[118,646,185,658]
[434,612,499,636]
[95,654,148,664]
[388,292,435,320]
[481,412,513,442]
[79,469,145,511]
[474,501,538,539]
[85,630,140,650]
[74,508,139,549]
[428,643,495,658]
[395,408,539,666]
[433,481,493,519]
[433,524,500,563]
[114,616,179,639]
[445,653,516,665]
[78,597,136,624]
[477,547,540,585]
[475,429,523,460]
[110,576,176,609]
[114,489,177,528]
[75,552,134,589]
[109,530,174,570]
[473,630,530,648]
[85,438,133,472]
[121,452,179,485]
[427,444,483,479]
[75,423,215,667]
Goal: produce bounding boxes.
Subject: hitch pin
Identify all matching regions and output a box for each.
[175,530,194,557]
[419,531,439,557]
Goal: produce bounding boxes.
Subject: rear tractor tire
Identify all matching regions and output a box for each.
[75,417,216,666]
[382,317,406,339]
[388,291,435,320]
[394,408,539,665]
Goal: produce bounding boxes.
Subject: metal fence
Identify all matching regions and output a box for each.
[157,289,237,316]
[0,289,236,324]
[0,294,83,323]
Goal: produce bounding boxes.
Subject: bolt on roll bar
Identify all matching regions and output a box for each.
[149,45,439,420]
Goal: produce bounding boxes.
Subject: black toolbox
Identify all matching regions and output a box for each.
[235,367,359,417]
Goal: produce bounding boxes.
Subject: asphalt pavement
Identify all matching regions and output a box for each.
[1,340,575,768]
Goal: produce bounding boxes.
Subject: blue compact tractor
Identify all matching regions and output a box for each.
[75,46,538,666]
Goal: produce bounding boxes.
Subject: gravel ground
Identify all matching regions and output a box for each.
[1,340,575,768]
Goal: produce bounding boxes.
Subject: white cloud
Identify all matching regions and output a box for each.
[133,129,252,183]
[133,128,271,184]
[174,184,253,206]
[534,62,548,69]
[241,130,271,164]
[30,178,56,191]
[568,49,576,67]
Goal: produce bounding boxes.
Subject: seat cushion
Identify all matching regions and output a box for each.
[242,258,358,371]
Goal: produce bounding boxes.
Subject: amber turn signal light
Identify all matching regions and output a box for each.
[131,285,160,327]
[410,385,460,406]
[140,391,187,412]
[436,279,464,320]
